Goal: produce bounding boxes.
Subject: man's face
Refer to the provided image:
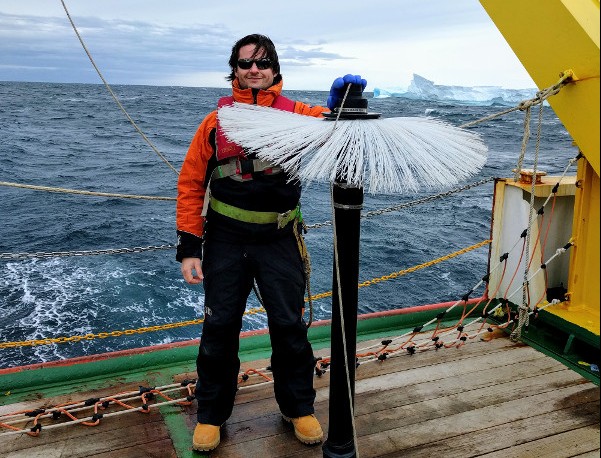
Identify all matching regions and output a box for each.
[234,44,277,90]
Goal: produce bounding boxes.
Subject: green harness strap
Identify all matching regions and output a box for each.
[209,197,300,229]
[209,196,313,327]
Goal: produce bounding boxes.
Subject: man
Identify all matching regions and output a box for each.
[176,33,365,452]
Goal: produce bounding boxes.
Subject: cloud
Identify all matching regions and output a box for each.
[0,11,353,87]
[0,2,536,90]
[0,11,351,86]
[278,46,350,66]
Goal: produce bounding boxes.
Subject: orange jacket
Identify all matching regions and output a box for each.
[176,78,326,256]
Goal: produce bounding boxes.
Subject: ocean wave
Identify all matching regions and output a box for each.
[0,81,576,367]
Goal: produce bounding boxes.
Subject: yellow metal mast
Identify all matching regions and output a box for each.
[480,0,600,335]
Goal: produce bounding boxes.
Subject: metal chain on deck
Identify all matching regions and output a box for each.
[305,176,494,230]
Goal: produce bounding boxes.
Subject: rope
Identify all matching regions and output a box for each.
[0,178,494,261]
[0,177,491,253]
[240,297,563,399]
[60,0,179,175]
[305,177,495,230]
[511,102,544,342]
[514,106,532,181]
[3,292,563,439]
[4,72,570,204]
[294,220,315,328]
[2,170,575,430]
[0,318,205,349]
[386,238,571,353]
[369,152,576,353]
[459,70,573,129]
[0,181,175,200]
[0,287,537,438]
[0,240,490,350]
[0,382,195,437]
[459,106,521,128]
[0,245,175,261]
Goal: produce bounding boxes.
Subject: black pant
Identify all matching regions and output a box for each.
[195,233,316,425]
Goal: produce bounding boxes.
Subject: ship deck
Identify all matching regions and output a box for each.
[1,333,599,458]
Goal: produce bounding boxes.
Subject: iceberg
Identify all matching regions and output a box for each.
[373,74,536,106]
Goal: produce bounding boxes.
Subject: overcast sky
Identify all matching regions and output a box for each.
[0,0,536,91]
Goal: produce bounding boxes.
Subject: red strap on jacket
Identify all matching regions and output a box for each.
[215,96,295,161]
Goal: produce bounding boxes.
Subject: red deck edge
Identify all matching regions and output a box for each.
[0,297,485,375]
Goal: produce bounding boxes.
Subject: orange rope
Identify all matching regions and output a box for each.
[503,238,526,301]
[238,368,273,383]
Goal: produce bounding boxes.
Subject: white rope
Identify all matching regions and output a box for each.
[513,106,532,181]
[0,181,175,200]
[0,397,188,437]
[60,0,178,175]
[511,102,544,342]
[0,383,192,425]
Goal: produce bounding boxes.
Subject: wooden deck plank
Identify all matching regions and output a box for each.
[572,452,601,458]
[477,424,601,458]
[211,376,596,457]
[211,337,553,425]
[86,438,178,458]
[205,338,600,457]
[2,418,174,458]
[1,335,598,458]
[352,384,599,457]
[180,336,525,437]
[379,401,600,457]
[211,341,566,431]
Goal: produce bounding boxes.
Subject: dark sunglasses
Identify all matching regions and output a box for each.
[237,58,272,70]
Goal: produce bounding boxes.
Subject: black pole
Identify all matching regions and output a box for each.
[322,180,363,458]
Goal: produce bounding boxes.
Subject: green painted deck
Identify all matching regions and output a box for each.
[1,333,599,457]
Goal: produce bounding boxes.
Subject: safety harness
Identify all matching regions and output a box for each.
[203,94,297,221]
[209,198,300,229]
[203,95,314,326]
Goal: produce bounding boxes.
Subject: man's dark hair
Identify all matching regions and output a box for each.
[227,34,282,83]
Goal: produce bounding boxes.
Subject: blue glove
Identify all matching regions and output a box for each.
[327,74,367,110]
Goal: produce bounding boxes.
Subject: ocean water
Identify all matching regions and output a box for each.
[0,81,576,368]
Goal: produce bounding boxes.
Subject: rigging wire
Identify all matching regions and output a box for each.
[0,239,491,350]
[0,181,175,200]
[60,0,179,175]
[511,101,545,341]
[0,178,494,261]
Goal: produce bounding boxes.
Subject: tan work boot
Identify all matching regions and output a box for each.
[192,423,220,451]
[283,414,324,444]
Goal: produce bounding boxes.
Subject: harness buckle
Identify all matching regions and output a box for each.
[277,209,294,229]
[237,158,254,176]
[276,206,300,229]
